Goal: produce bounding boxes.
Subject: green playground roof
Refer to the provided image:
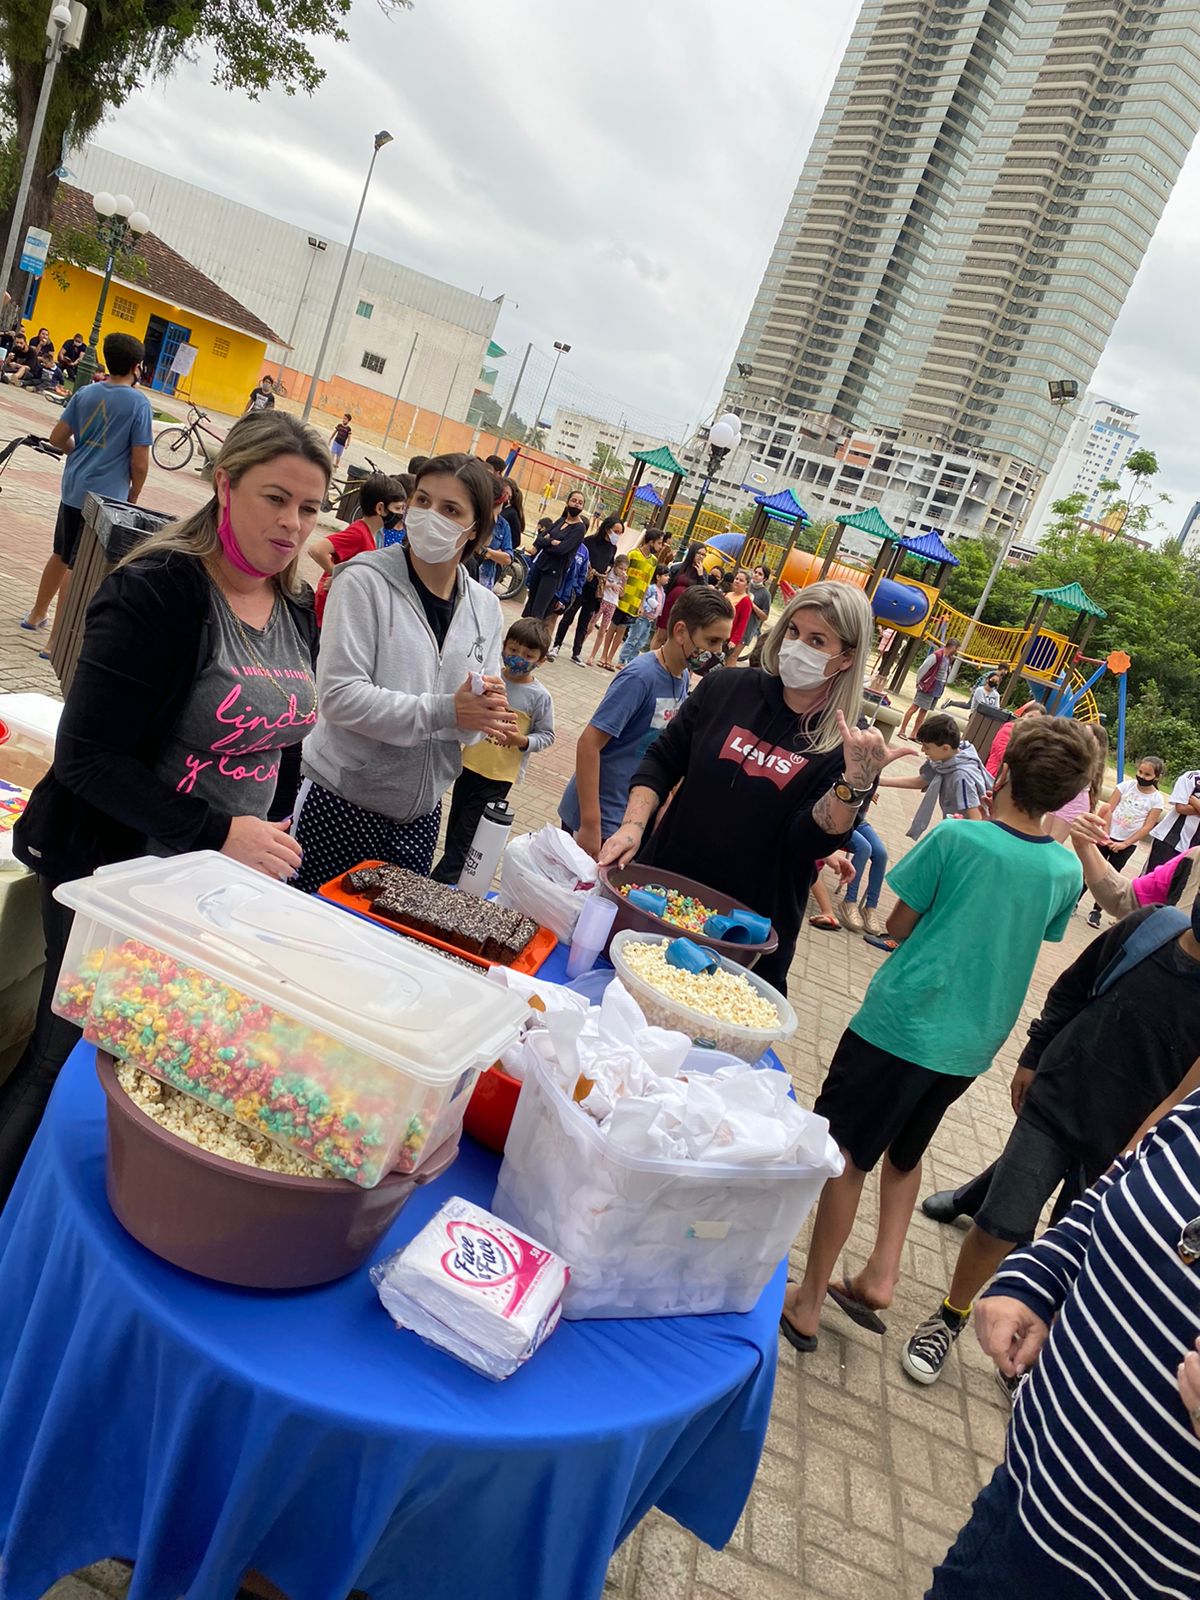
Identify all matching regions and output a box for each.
[834,506,897,540]
[1032,581,1107,619]
[631,444,687,477]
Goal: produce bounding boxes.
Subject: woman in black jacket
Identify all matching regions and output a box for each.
[2,411,330,1204]
[598,581,910,995]
[550,514,623,662]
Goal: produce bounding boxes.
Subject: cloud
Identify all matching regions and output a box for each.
[94,0,1198,517]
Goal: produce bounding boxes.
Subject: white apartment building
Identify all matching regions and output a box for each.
[71,145,501,422]
[544,408,674,472]
[1020,392,1140,545]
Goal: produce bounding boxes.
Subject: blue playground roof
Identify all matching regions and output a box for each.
[632,483,663,506]
[896,529,959,567]
[754,487,810,525]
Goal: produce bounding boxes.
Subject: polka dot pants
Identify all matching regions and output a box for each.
[292,780,442,894]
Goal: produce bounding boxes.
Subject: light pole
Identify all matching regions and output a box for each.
[301,130,393,424]
[73,190,150,388]
[275,235,326,385]
[682,412,742,543]
[534,340,571,435]
[0,0,83,314]
[955,377,1079,670]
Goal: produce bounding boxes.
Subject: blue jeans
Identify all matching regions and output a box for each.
[844,822,887,907]
[927,1464,1097,1598]
[618,614,653,664]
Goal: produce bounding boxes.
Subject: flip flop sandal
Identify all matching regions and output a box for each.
[779,1313,818,1354]
[826,1280,887,1334]
[808,915,840,931]
[863,933,898,952]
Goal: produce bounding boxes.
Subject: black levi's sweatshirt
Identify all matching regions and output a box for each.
[631,669,850,959]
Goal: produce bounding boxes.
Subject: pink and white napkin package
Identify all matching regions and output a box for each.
[371,1196,570,1379]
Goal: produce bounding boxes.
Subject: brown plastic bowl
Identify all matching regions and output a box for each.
[97,1051,459,1289]
[596,865,778,969]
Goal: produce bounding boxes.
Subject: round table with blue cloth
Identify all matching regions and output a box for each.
[0,955,785,1600]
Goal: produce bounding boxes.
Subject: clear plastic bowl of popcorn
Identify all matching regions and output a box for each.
[51,852,527,1187]
[608,930,796,1062]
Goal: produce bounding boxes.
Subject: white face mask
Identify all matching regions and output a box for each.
[405,506,472,564]
[778,637,844,692]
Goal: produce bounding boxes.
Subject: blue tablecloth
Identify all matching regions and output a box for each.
[0,951,783,1600]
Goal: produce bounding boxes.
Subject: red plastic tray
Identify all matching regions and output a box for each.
[318,861,556,974]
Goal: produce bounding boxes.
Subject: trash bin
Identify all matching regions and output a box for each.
[965,701,1011,763]
[49,492,173,695]
[334,465,370,522]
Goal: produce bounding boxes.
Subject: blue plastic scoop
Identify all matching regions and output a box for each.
[664,938,718,974]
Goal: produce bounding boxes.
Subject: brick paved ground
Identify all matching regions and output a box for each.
[0,384,1111,1600]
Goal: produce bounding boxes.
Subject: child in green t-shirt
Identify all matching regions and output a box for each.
[779,716,1097,1355]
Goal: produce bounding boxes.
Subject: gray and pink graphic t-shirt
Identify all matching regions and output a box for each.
[155,592,316,819]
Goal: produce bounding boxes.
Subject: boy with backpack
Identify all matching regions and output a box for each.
[899,637,960,740]
[901,890,1200,1386]
[780,716,1095,1354]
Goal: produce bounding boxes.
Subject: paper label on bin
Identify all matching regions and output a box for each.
[687,1220,731,1241]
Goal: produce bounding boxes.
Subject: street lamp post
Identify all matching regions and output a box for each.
[0,0,84,314]
[954,377,1079,671]
[534,340,570,434]
[682,412,742,543]
[276,235,327,385]
[301,131,393,424]
[72,191,150,389]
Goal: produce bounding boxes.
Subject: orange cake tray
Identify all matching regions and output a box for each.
[318,862,556,974]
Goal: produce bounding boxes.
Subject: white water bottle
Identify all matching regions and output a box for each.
[458,799,514,895]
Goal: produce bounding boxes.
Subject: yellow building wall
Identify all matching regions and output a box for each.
[34,265,266,415]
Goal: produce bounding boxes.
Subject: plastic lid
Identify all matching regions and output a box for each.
[55,851,527,1084]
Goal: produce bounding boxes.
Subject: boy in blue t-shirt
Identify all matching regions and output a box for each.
[560,584,733,859]
[23,331,154,634]
[779,716,1097,1354]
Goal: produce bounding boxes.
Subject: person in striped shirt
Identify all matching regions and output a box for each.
[928,1090,1200,1597]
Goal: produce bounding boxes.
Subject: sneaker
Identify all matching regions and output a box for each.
[860,906,885,936]
[921,1188,966,1224]
[836,900,864,933]
[547,647,558,661]
[1087,908,1101,928]
[571,655,585,666]
[901,1305,967,1385]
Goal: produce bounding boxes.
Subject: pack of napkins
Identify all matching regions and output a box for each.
[371,1196,570,1380]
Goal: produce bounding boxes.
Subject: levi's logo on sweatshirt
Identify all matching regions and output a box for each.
[719,726,809,789]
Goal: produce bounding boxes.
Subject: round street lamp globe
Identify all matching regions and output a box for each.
[92,191,116,218]
[49,3,71,26]
[708,419,739,451]
[715,413,743,438]
[127,211,150,237]
[112,194,134,219]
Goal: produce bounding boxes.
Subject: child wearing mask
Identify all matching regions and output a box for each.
[1083,754,1165,926]
[561,584,734,859]
[308,471,408,624]
[432,618,555,884]
[879,712,990,838]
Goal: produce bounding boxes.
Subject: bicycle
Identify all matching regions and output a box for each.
[152,406,226,472]
[493,548,529,601]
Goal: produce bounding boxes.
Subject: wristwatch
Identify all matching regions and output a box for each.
[832,778,872,806]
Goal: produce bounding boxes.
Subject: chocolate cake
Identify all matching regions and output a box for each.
[344,860,538,963]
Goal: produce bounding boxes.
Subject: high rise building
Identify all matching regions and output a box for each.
[1179,500,1200,556]
[729,0,1200,531]
[1019,390,1139,543]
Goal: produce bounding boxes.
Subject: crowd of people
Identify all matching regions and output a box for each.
[0,324,87,392]
[6,399,1200,1598]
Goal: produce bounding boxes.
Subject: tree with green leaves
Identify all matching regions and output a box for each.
[588,441,624,485]
[0,0,410,300]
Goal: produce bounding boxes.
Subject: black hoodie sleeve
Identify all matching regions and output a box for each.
[1018,911,1151,1073]
[51,560,232,855]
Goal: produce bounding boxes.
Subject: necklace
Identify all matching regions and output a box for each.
[211,579,318,722]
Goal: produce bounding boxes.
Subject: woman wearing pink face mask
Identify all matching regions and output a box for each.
[5,412,330,1206]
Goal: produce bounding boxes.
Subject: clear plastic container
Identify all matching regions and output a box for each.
[608,929,796,1062]
[53,852,528,1187]
[493,1052,842,1318]
[0,692,62,763]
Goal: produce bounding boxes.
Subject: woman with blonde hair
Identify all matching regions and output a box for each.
[5,410,331,1204]
[599,580,913,994]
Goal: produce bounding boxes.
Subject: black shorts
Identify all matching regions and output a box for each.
[814,1028,973,1173]
[612,607,638,628]
[52,502,85,567]
[973,1114,1085,1245]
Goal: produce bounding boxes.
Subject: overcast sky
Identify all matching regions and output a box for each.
[95,0,1199,534]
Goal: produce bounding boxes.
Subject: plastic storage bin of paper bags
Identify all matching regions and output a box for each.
[493,1053,843,1319]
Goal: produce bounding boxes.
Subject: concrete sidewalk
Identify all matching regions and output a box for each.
[0,382,1107,1600]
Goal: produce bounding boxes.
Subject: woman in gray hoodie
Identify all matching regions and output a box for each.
[293,453,515,891]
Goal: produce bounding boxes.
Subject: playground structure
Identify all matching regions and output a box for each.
[705,494,1133,766]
